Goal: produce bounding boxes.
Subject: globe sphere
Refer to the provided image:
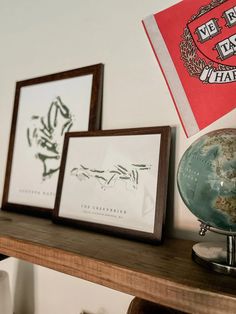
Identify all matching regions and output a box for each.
[177,128,236,232]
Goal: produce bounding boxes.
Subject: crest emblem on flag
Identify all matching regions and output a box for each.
[180,0,236,83]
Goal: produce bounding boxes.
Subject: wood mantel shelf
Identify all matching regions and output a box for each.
[0,211,235,314]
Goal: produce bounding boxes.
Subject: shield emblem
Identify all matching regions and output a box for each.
[187,0,236,67]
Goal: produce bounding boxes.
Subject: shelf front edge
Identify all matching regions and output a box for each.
[0,235,235,314]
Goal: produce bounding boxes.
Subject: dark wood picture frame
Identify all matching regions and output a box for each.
[2,63,104,217]
[53,126,171,243]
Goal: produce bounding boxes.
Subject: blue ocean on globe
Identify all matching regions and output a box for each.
[177,129,236,232]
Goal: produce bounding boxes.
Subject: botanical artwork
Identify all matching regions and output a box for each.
[70,163,152,191]
[26,96,74,180]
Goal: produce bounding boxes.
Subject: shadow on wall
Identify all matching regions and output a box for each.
[0,270,12,314]
[14,260,35,314]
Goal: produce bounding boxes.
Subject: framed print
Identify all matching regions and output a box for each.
[53,126,171,243]
[2,63,104,216]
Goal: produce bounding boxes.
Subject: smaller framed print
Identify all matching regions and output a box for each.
[53,126,171,243]
[2,63,104,217]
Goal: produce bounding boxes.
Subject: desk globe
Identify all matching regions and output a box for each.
[177,128,236,275]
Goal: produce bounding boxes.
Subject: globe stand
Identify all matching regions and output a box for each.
[192,221,236,275]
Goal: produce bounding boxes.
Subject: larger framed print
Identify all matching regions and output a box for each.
[2,64,104,216]
[53,126,171,243]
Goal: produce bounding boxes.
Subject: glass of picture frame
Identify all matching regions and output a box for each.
[2,64,104,216]
[53,126,171,243]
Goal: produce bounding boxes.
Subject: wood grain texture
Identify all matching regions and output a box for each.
[0,211,235,313]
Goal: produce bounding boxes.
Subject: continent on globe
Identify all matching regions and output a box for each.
[177,128,236,232]
[215,196,236,223]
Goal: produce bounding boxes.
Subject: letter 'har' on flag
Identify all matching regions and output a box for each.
[143,0,236,137]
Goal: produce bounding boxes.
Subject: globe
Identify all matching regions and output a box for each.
[177,128,236,232]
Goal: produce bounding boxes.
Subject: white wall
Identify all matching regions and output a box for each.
[0,0,235,313]
[0,257,133,314]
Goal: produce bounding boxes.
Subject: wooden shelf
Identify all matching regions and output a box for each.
[0,211,235,314]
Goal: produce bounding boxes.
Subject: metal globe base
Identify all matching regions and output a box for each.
[192,221,236,276]
[192,242,236,275]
